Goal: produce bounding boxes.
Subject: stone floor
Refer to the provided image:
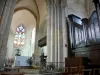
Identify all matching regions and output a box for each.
[24,74,42,75]
[20,69,63,75]
[20,69,39,74]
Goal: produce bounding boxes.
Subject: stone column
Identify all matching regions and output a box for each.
[47,0,55,63]
[47,0,51,62]
[34,28,40,64]
[47,0,67,68]
[0,0,16,68]
[7,31,15,58]
[57,0,63,68]
[51,0,55,62]
[54,0,58,68]
[61,0,68,66]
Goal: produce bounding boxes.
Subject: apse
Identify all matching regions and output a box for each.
[7,9,36,58]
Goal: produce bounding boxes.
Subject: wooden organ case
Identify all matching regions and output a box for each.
[67,0,100,65]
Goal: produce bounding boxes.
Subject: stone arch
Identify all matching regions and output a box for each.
[14,7,37,21]
[7,9,36,57]
[15,0,40,27]
[14,7,40,27]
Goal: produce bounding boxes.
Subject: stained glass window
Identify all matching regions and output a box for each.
[14,24,25,46]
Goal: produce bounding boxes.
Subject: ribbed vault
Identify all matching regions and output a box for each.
[15,0,47,25]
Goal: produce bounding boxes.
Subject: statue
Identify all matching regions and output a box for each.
[39,50,47,73]
[15,48,21,56]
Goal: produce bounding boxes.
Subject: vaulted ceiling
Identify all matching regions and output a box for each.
[10,0,47,33]
[11,9,36,33]
[15,0,47,25]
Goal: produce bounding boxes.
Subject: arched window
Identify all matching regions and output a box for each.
[14,24,25,46]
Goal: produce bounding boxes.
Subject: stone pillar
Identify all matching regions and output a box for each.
[47,0,55,63]
[0,0,16,68]
[34,28,40,64]
[7,31,14,58]
[51,0,55,62]
[61,0,68,66]
[47,0,51,62]
[54,0,58,67]
[47,0,67,68]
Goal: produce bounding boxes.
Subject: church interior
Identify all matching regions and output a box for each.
[0,0,100,75]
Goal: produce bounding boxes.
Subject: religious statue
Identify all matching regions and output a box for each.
[39,50,47,73]
[15,48,21,56]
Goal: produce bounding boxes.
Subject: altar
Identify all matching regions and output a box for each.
[15,56,30,66]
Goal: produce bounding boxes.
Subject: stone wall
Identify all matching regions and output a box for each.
[7,28,36,57]
[65,0,87,18]
[65,0,95,18]
[86,0,95,17]
[66,0,87,18]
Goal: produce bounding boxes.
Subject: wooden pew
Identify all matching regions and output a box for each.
[4,67,20,72]
[0,72,24,75]
[62,57,92,75]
